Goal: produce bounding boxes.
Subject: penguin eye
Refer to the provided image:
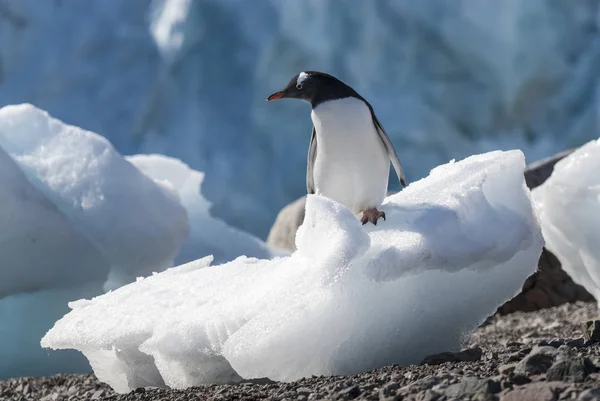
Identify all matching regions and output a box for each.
[296,83,303,90]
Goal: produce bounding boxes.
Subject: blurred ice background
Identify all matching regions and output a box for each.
[2,0,599,239]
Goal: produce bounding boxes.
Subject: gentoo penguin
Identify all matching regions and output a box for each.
[267,71,406,225]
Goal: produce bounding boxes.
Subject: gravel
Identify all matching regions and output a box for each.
[3,302,600,401]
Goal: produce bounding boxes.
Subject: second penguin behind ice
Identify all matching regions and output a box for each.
[267,71,406,225]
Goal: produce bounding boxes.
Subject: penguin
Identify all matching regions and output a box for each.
[267,71,406,225]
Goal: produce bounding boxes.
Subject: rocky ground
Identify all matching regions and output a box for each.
[3,302,600,401]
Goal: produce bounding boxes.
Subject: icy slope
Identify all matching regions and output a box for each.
[0,104,189,291]
[126,154,280,265]
[533,139,600,302]
[42,150,543,393]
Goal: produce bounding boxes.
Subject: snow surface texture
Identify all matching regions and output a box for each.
[126,154,279,265]
[43,150,544,393]
[1,0,598,238]
[533,139,600,302]
[0,104,189,293]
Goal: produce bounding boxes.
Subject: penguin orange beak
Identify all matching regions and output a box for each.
[266,91,286,101]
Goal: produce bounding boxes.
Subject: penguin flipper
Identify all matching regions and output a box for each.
[371,112,407,188]
[307,126,317,194]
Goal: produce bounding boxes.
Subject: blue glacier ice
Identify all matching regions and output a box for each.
[1,0,598,239]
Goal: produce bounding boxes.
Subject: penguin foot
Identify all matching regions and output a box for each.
[360,208,386,226]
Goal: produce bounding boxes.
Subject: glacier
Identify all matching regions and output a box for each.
[533,139,600,302]
[1,0,599,238]
[42,149,544,393]
[0,104,274,379]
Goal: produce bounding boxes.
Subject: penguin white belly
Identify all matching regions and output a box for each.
[311,97,389,214]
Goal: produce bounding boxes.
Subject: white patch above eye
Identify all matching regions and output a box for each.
[297,72,309,87]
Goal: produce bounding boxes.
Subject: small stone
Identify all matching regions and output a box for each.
[546,356,596,382]
[514,346,559,375]
[379,382,399,397]
[582,321,600,342]
[507,352,523,362]
[473,394,500,401]
[498,364,516,375]
[336,385,361,400]
[539,339,563,348]
[442,377,501,398]
[579,388,600,401]
[296,387,313,395]
[400,376,442,394]
[566,338,585,348]
[419,389,441,401]
[510,374,531,385]
[420,347,483,365]
[500,382,566,401]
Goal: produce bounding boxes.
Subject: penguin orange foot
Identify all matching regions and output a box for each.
[360,208,386,225]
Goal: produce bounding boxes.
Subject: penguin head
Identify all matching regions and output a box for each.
[267,71,360,107]
[267,71,317,103]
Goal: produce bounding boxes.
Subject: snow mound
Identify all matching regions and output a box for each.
[0,104,189,292]
[126,154,279,265]
[42,150,543,393]
[532,139,600,301]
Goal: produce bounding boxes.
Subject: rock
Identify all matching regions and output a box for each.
[335,385,361,400]
[546,356,596,382]
[420,347,483,365]
[379,381,399,398]
[522,149,575,189]
[497,248,594,315]
[266,197,306,251]
[539,339,564,348]
[498,364,517,375]
[295,387,313,395]
[90,390,104,400]
[579,388,600,401]
[514,346,560,375]
[510,374,531,385]
[399,376,444,395]
[500,382,567,401]
[583,321,600,342]
[566,338,586,348]
[442,377,501,398]
[419,389,441,401]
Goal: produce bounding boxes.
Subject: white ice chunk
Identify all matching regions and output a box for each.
[42,150,543,393]
[0,145,107,298]
[532,139,600,302]
[126,154,278,265]
[0,104,190,291]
